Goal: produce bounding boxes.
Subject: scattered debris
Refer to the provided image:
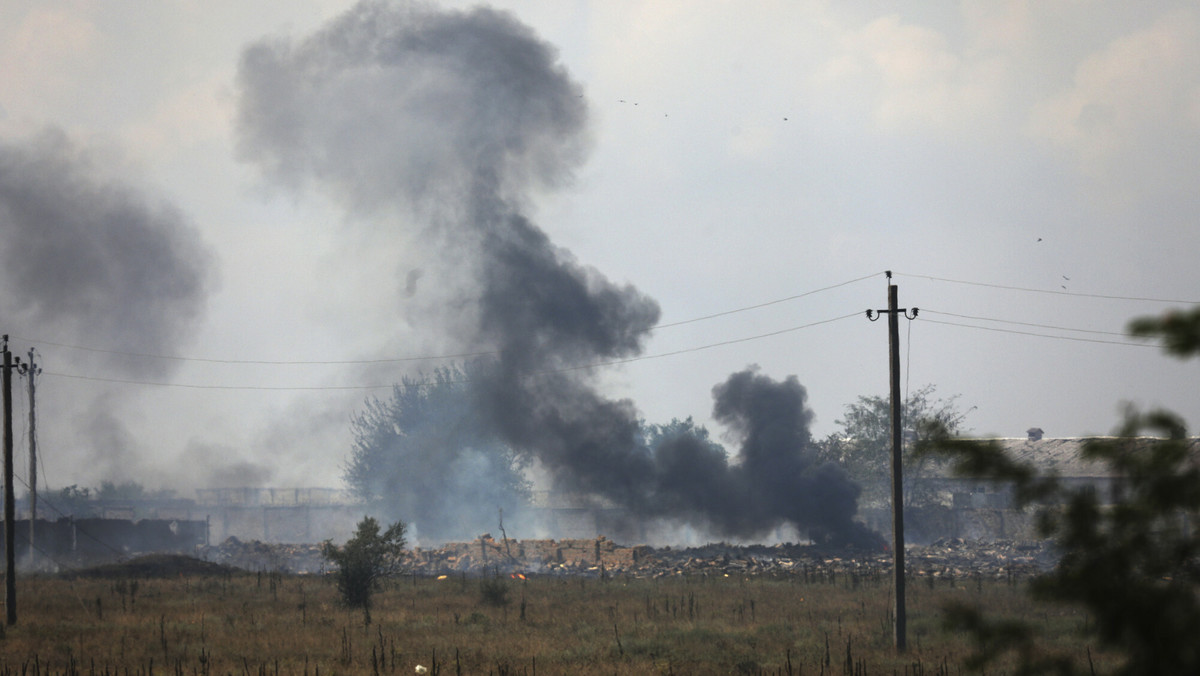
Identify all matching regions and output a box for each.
[195,534,1057,579]
[197,536,327,574]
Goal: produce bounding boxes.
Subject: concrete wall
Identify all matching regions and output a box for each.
[860,505,1037,544]
[205,504,364,543]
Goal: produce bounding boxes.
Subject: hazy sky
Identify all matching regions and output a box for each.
[1,0,1197,495]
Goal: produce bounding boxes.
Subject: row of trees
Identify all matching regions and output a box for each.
[813,384,972,507]
[343,364,973,530]
[342,364,532,542]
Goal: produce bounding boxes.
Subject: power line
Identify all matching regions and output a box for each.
[919,317,1160,348]
[560,312,862,372]
[40,371,395,391]
[20,270,1188,391]
[13,338,495,367]
[9,272,883,368]
[652,271,882,329]
[11,272,1190,372]
[894,272,1200,305]
[40,312,862,391]
[921,309,1132,338]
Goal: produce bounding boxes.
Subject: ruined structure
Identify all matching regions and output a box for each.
[863,436,1200,543]
[195,487,362,543]
[1,517,207,569]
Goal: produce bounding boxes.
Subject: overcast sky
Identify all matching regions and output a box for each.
[1,0,1197,496]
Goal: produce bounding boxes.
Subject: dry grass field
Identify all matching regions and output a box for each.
[0,557,1117,675]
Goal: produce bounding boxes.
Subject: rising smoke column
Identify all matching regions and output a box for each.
[0,127,215,481]
[236,0,875,546]
[706,368,875,545]
[624,367,877,546]
[236,0,659,513]
[0,129,213,375]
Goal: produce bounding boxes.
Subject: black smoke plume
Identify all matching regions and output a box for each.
[237,0,876,547]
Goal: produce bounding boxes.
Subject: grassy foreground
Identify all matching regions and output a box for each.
[0,565,1116,675]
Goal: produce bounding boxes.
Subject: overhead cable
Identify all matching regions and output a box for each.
[14,338,494,367]
[919,317,1158,348]
[652,271,882,329]
[921,309,1132,338]
[895,272,1199,305]
[40,312,861,391]
[11,272,882,368]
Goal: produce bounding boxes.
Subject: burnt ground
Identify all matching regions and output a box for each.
[64,553,238,579]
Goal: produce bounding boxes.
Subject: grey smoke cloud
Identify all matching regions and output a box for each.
[707,368,869,543]
[0,128,214,377]
[236,0,873,546]
[0,127,215,488]
[236,1,590,219]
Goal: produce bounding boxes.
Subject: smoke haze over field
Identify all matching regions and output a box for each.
[3,1,1198,541]
[236,0,870,545]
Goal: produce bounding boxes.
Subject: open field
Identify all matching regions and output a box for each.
[0,560,1117,675]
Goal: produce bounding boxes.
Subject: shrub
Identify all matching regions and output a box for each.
[479,574,510,607]
[321,516,406,610]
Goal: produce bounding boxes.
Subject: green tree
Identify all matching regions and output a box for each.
[640,416,722,454]
[321,516,407,614]
[344,363,531,541]
[817,384,973,506]
[918,308,1200,674]
[1128,305,1200,357]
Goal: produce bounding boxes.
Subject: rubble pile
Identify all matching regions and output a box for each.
[407,534,648,575]
[198,536,328,574]
[908,537,1058,579]
[196,534,1057,579]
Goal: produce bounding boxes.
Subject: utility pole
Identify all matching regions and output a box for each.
[867,272,918,651]
[24,349,38,569]
[2,336,16,626]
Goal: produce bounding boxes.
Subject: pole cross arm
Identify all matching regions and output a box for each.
[866,307,919,320]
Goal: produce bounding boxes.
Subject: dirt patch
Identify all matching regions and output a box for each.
[66,553,239,579]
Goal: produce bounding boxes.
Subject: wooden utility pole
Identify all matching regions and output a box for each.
[867,272,918,652]
[3,337,15,625]
[886,283,906,651]
[25,349,38,569]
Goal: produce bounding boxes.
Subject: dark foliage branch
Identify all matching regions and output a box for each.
[911,307,1200,675]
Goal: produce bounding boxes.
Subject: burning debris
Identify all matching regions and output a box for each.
[198,536,328,575]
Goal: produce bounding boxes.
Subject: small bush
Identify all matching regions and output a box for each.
[321,516,406,610]
[479,575,510,607]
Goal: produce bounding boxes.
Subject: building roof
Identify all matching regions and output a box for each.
[971,437,1200,479]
